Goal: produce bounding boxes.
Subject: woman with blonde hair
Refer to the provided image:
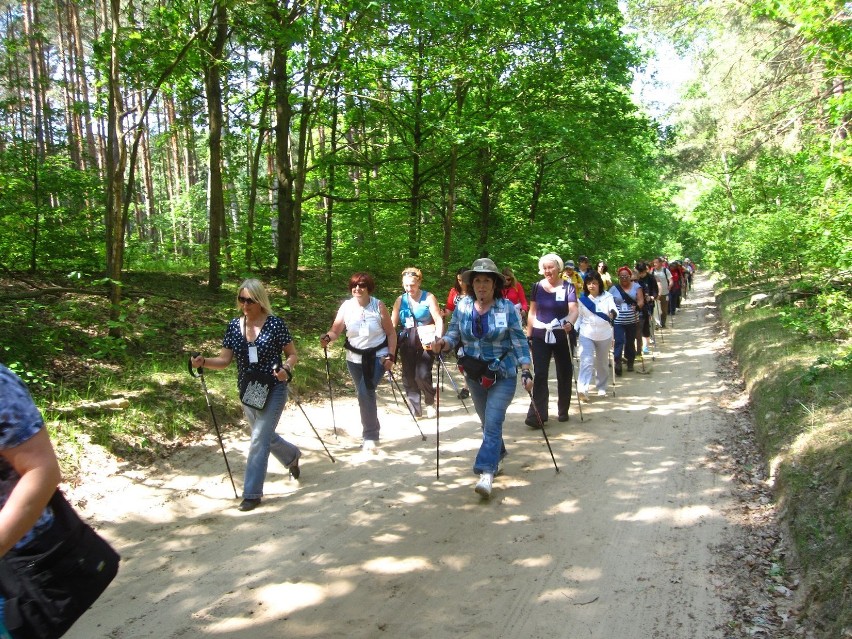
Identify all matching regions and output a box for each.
[391,267,443,418]
[191,279,301,511]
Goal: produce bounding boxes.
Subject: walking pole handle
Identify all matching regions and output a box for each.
[188,352,203,378]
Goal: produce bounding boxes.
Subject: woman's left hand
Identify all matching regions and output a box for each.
[521,369,534,392]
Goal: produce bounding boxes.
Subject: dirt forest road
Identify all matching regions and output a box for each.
[64,276,759,639]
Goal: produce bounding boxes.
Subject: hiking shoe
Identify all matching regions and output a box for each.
[238,498,261,512]
[597,389,607,397]
[458,388,470,400]
[626,362,634,372]
[475,473,494,498]
[643,347,650,355]
[557,414,569,422]
[525,416,542,428]
[578,391,589,403]
[495,458,505,477]
[425,405,437,419]
[362,439,378,453]
[614,363,623,376]
[288,452,301,480]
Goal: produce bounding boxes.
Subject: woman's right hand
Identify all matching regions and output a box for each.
[191,354,205,368]
[320,332,333,347]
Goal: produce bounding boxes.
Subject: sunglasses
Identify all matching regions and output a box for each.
[238,295,256,305]
[402,271,420,278]
[352,282,369,289]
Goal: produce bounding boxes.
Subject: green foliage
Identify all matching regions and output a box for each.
[718,282,852,637]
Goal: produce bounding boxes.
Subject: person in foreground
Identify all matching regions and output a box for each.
[0,364,62,634]
[191,279,300,512]
[1,364,119,639]
[575,271,618,400]
[320,273,397,453]
[433,258,533,499]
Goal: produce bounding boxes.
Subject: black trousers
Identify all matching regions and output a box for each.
[399,338,435,414]
[527,335,573,422]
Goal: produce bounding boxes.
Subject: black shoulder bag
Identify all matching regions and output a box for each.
[238,318,278,410]
[0,490,120,639]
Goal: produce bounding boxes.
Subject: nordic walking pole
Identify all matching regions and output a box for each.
[292,398,337,463]
[387,370,427,440]
[188,354,239,499]
[649,307,658,361]
[435,353,441,479]
[609,346,617,396]
[322,346,339,437]
[436,353,470,414]
[566,339,584,422]
[655,299,665,344]
[525,385,559,473]
[274,364,336,463]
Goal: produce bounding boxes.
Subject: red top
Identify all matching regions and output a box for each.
[502,281,528,312]
[445,287,462,312]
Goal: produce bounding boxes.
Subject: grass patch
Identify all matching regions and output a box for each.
[717,278,852,637]
[0,269,370,475]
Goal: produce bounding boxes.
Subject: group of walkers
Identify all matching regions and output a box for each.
[190,253,695,507]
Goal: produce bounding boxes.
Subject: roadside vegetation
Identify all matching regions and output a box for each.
[716,275,851,638]
[1,270,353,470]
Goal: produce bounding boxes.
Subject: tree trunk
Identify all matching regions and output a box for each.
[202,0,228,291]
[246,77,271,270]
[272,40,294,278]
[105,0,127,336]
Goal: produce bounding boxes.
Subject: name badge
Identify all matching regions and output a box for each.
[405,317,415,328]
[494,312,507,328]
[621,303,629,312]
[555,288,566,302]
[248,346,259,363]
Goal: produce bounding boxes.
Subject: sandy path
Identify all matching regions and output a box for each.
[64,276,740,639]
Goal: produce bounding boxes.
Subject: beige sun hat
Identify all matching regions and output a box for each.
[462,258,506,288]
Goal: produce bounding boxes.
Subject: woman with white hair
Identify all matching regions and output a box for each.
[191,279,301,512]
[525,253,579,426]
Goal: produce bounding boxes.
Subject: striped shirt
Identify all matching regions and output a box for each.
[610,283,642,325]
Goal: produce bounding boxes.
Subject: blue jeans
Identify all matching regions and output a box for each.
[347,358,385,442]
[467,374,515,475]
[240,382,300,499]
[613,323,637,366]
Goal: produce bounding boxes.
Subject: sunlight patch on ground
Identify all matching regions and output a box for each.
[362,556,434,575]
[545,499,580,515]
[512,555,553,568]
[615,504,715,525]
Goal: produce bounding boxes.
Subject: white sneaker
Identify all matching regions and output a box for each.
[475,473,494,498]
[425,405,437,419]
[361,439,378,453]
[597,389,607,397]
[577,390,589,402]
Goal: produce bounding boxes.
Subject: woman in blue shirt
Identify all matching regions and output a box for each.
[391,268,443,419]
[433,258,533,499]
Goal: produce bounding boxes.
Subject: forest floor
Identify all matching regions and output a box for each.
[62,276,811,639]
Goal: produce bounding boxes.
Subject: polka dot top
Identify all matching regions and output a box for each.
[222,315,293,391]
